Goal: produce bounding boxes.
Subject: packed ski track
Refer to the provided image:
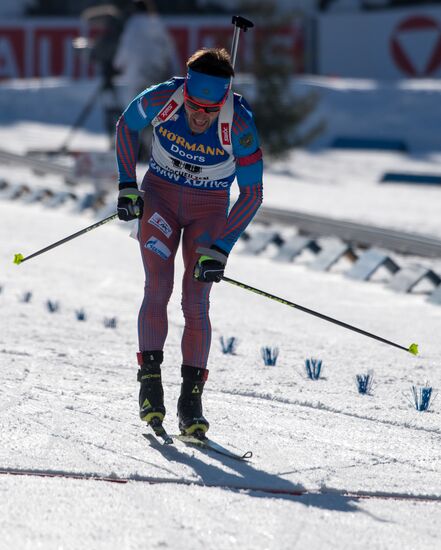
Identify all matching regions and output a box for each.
[1,99,441,546]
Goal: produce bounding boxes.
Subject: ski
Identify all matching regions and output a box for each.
[174,432,253,461]
[149,418,173,445]
[143,422,252,459]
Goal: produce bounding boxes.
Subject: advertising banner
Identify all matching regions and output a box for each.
[0,16,305,80]
[319,7,441,79]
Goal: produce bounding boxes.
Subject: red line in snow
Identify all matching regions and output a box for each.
[0,468,129,484]
[1,468,440,503]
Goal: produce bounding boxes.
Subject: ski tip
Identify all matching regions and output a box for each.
[408,343,419,356]
[13,253,24,265]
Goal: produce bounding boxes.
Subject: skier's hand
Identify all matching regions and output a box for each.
[194,246,228,283]
[117,185,144,221]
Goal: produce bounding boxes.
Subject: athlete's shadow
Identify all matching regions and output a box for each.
[143,434,363,514]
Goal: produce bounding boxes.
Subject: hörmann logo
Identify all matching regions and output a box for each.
[157,126,225,156]
[158,100,178,121]
[221,123,230,145]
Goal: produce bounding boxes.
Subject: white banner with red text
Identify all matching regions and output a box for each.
[0,16,306,80]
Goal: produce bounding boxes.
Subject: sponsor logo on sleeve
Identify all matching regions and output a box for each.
[148,212,172,238]
[158,100,178,121]
[221,123,231,146]
[144,237,171,260]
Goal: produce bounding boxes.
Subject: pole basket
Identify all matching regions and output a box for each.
[305,358,323,380]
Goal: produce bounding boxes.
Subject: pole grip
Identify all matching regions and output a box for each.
[232,16,254,31]
[230,15,254,70]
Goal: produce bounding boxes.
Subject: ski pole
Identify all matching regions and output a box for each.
[230,15,254,70]
[13,213,118,265]
[221,276,419,355]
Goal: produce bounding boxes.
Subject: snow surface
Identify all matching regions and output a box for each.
[1,77,441,549]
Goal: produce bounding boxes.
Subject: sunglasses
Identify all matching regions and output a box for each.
[183,84,226,113]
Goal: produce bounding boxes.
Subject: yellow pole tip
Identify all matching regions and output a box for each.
[408,343,419,356]
[13,253,24,265]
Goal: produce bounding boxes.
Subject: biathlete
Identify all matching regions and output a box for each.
[116,47,263,435]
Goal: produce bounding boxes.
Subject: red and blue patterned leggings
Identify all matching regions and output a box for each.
[138,173,229,368]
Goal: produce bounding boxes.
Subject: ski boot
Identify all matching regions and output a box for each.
[137,350,165,428]
[177,365,209,436]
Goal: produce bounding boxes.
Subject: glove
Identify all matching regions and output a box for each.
[194,246,228,283]
[117,185,144,221]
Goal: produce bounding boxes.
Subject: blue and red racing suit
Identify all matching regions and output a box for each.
[116,77,263,368]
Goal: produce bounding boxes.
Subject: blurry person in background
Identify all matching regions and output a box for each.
[114,0,177,106]
[115,48,263,437]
